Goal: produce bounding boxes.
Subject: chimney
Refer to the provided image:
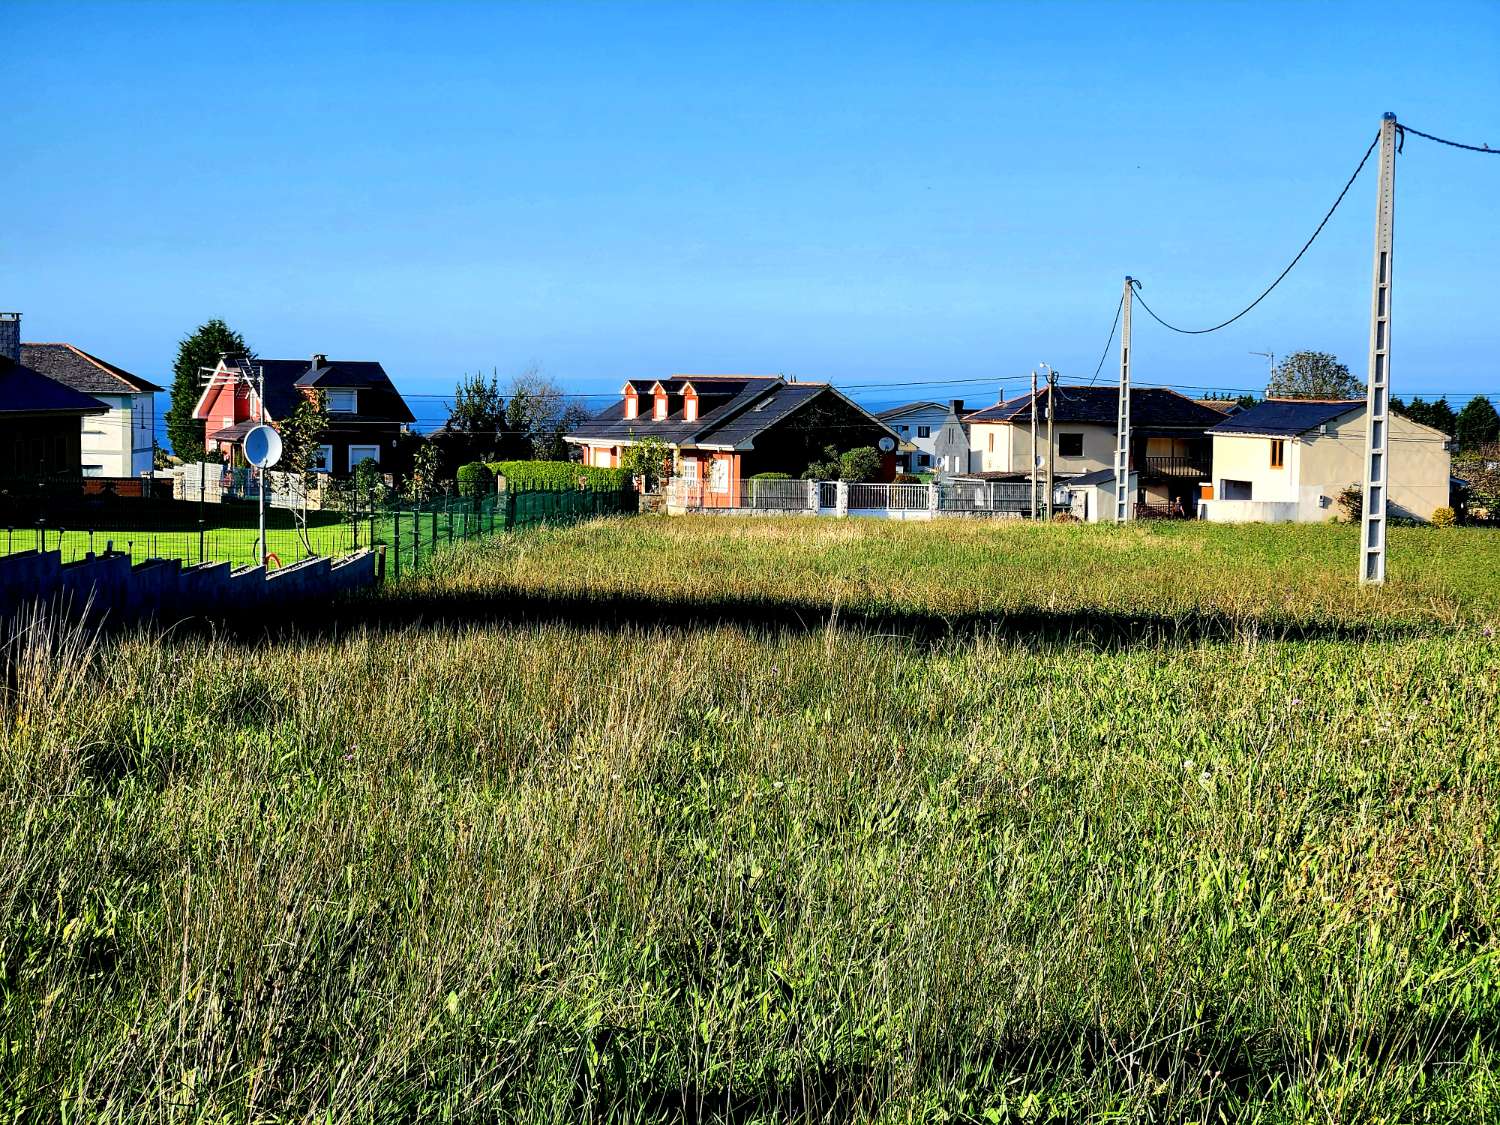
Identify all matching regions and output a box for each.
[0,313,19,365]
[311,353,327,370]
[949,399,964,416]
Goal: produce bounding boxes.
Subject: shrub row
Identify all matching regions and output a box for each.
[487,460,631,489]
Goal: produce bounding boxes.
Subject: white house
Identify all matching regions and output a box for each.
[1202,399,1452,522]
[20,342,161,476]
[876,401,950,473]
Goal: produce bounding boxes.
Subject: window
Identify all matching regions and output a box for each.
[313,445,333,473]
[987,433,995,452]
[916,453,928,467]
[326,390,357,413]
[684,396,698,422]
[347,444,380,471]
[1270,439,1285,468]
[898,425,909,435]
[653,395,667,420]
[1059,433,1084,457]
[624,395,638,420]
[709,458,730,494]
[917,425,931,438]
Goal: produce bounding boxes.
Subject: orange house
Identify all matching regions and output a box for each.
[566,375,899,505]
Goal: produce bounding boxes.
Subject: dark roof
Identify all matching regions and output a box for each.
[228,357,416,426]
[207,420,260,443]
[877,401,946,419]
[697,383,828,446]
[964,386,1226,428]
[0,356,110,416]
[1207,399,1362,437]
[570,376,782,444]
[1070,468,1122,487]
[20,343,162,395]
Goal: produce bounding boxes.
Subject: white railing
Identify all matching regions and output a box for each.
[664,477,1045,519]
[745,478,811,509]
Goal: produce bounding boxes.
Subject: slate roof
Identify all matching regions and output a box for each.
[698,383,827,446]
[877,401,946,419]
[220,357,416,426]
[963,386,1225,429]
[0,356,110,416]
[1207,399,1362,437]
[19,343,163,395]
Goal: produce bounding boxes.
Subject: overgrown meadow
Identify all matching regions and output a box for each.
[3,516,1499,1123]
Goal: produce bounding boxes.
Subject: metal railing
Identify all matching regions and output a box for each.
[1142,455,1210,479]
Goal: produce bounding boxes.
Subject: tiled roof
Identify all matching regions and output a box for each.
[1208,399,1362,437]
[0,356,110,416]
[20,343,163,395]
[697,383,827,446]
[570,377,782,444]
[964,386,1227,429]
[877,400,946,419]
[228,358,416,426]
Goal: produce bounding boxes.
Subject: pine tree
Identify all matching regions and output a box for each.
[164,319,248,459]
[1455,395,1500,451]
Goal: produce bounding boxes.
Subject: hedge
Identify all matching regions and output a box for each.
[456,462,495,497]
[749,472,792,480]
[488,460,631,489]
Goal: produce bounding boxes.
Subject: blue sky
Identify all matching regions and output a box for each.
[6,0,1498,430]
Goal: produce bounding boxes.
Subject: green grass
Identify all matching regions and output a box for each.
[3,516,1499,1122]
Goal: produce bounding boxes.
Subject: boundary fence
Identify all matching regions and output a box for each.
[665,478,1043,518]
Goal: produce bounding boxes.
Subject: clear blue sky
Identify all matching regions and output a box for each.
[6,0,1498,430]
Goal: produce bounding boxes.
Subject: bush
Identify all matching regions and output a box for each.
[489,460,630,489]
[893,473,922,484]
[1431,506,1456,527]
[456,462,495,497]
[1337,483,1363,522]
[749,472,792,480]
[838,447,882,483]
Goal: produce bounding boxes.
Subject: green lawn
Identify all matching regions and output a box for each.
[3,516,1499,1122]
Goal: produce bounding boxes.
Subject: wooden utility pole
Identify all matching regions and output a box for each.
[1114,276,1134,524]
[1029,369,1039,519]
[1360,113,1398,585]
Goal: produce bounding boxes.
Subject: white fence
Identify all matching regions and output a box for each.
[664,478,1046,519]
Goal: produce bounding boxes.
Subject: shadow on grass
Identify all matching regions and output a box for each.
[208,580,1423,649]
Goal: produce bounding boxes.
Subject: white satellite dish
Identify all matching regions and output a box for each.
[878,436,896,452]
[244,424,283,468]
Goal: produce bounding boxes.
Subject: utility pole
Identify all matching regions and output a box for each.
[1114,277,1135,524]
[1029,369,1039,519]
[1040,364,1057,520]
[1360,113,1398,585]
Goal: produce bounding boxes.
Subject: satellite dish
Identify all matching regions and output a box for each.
[878,436,896,452]
[244,424,283,469]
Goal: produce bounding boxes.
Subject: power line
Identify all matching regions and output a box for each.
[1398,123,1499,155]
[1131,131,1381,336]
[1087,295,1124,386]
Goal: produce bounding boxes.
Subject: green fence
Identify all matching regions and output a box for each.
[0,477,636,581]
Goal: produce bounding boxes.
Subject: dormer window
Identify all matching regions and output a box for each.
[653,393,667,420]
[327,389,357,413]
[623,388,638,419]
[683,384,698,423]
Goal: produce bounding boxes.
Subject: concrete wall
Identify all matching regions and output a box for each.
[967,422,1116,477]
[0,548,378,626]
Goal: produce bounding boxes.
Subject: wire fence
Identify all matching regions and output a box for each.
[0,476,637,580]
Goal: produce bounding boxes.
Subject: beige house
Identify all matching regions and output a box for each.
[1202,399,1451,522]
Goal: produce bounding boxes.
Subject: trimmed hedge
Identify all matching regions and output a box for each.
[749,472,792,480]
[488,460,631,489]
[456,462,495,497]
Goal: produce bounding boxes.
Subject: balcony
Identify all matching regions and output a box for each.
[1141,455,1210,479]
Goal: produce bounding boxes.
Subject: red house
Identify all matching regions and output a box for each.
[192,354,415,476]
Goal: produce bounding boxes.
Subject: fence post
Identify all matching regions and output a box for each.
[198,519,205,564]
[393,508,401,579]
[807,480,818,512]
[412,503,420,569]
[835,481,849,518]
[927,483,939,519]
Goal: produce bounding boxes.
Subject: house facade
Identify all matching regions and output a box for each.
[567,375,900,505]
[962,386,1225,509]
[0,314,109,477]
[1202,399,1452,522]
[20,343,162,476]
[193,354,416,475]
[932,400,973,476]
[876,401,948,472]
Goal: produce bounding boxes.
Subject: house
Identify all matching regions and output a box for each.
[876,401,948,472]
[20,343,162,476]
[193,354,416,475]
[566,375,900,505]
[932,400,973,477]
[1201,398,1452,522]
[961,386,1225,509]
[0,313,109,477]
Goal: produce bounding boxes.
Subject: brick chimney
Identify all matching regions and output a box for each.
[0,313,19,365]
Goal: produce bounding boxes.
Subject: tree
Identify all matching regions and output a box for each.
[1265,351,1362,400]
[274,390,329,552]
[621,436,671,491]
[838,446,882,482]
[165,319,248,459]
[505,369,588,460]
[1456,396,1500,451]
[437,371,510,469]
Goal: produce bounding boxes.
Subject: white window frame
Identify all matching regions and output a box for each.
[313,444,333,473]
[709,458,730,494]
[653,395,667,420]
[326,389,358,413]
[347,444,380,471]
[917,425,931,438]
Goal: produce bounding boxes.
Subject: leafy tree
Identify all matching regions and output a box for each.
[274,390,329,551]
[838,446,882,482]
[165,319,248,459]
[405,440,442,503]
[1266,351,1362,400]
[1454,444,1500,519]
[1455,396,1500,450]
[1404,396,1456,435]
[621,436,671,491]
[801,444,842,481]
[505,369,588,460]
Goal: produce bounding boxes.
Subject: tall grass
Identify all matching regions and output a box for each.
[2,517,1498,1122]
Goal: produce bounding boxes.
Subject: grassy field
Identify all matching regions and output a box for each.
[3,516,1499,1122]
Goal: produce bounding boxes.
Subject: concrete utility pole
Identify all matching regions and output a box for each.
[1114,277,1135,524]
[1030,369,1039,519]
[1040,364,1057,520]
[1360,113,1398,585]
